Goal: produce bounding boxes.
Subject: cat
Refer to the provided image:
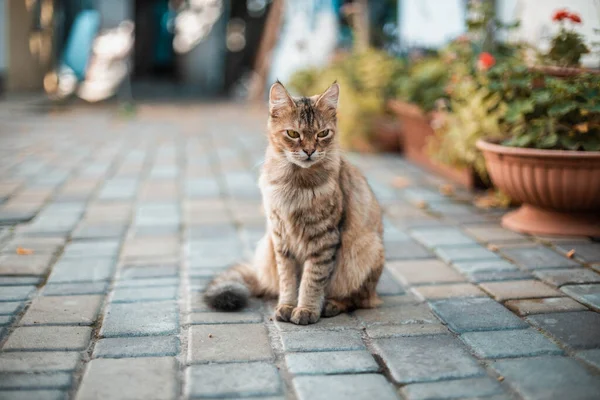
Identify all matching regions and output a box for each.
[204,81,384,325]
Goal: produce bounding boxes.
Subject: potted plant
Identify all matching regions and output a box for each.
[477,70,600,237]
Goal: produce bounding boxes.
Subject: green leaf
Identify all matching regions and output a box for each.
[582,104,600,113]
[505,99,535,123]
[538,133,558,148]
[532,90,552,105]
[548,102,578,117]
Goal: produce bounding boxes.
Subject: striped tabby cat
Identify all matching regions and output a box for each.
[204,81,384,325]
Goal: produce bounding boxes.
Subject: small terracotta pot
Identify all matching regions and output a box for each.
[372,116,402,153]
[477,139,600,237]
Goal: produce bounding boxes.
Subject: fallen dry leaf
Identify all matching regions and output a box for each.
[439,184,455,196]
[392,176,412,189]
[497,376,505,382]
[488,244,499,252]
[208,334,214,338]
[16,247,34,255]
[566,249,576,259]
[416,200,428,209]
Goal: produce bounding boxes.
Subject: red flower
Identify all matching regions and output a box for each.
[478,52,496,70]
[569,13,582,23]
[552,9,570,21]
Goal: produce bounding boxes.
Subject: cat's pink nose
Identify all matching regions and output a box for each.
[303,149,315,157]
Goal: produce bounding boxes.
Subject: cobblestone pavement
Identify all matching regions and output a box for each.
[1,102,600,400]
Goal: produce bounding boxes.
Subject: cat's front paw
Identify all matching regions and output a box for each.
[290,307,320,325]
[275,304,295,322]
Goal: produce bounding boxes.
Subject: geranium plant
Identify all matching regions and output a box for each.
[547,9,590,67]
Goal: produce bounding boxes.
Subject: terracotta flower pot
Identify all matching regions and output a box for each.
[388,100,485,189]
[477,139,600,237]
[372,116,402,153]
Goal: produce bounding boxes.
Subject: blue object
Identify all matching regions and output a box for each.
[61,10,100,81]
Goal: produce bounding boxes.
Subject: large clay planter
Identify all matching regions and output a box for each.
[389,100,484,189]
[477,139,600,237]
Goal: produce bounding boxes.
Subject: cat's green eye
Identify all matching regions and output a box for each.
[317,129,330,138]
[286,130,300,139]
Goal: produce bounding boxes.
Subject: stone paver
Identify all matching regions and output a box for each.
[527,311,600,349]
[431,297,528,332]
[460,328,562,358]
[76,357,177,400]
[101,301,178,337]
[501,246,580,270]
[188,324,272,363]
[2,105,599,399]
[3,326,92,351]
[187,362,281,398]
[293,374,399,400]
[402,377,504,400]
[373,334,484,384]
[20,295,103,326]
[480,280,563,301]
[490,356,600,400]
[505,297,588,316]
[94,336,179,358]
[561,284,600,311]
[281,330,365,352]
[285,350,379,375]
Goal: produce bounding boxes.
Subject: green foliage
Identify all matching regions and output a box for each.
[429,78,507,181]
[502,73,600,151]
[547,29,590,67]
[396,57,448,112]
[288,49,404,150]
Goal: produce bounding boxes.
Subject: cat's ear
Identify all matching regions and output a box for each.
[269,81,294,115]
[316,82,339,110]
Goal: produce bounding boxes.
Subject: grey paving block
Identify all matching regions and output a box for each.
[188,324,272,363]
[0,390,67,400]
[101,301,178,337]
[410,227,477,248]
[555,242,600,262]
[385,239,433,260]
[188,311,262,324]
[366,324,449,339]
[467,269,535,283]
[501,246,580,270]
[430,298,528,333]
[354,304,438,326]
[187,362,281,398]
[373,334,484,384]
[0,286,35,301]
[0,302,23,315]
[42,282,109,296]
[505,297,587,316]
[0,277,42,286]
[490,356,600,400]
[460,328,562,358]
[61,240,120,259]
[94,336,179,358]
[0,211,37,224]
[0,372,71,389]
[293,374,399,400]
[115,277,179,288]
[75,357,177,400]
[435,245,501,263]
[561,284,600,311]
[402,377,504,400]
[535,268,600,288]
[574,349,600,370]
[281,330,365,352]
[111,286,178,303]
[3,326,92,351]
[0,352,80,372]
[71,225,127,240]
[47,257,116,283]
[0,253,56,275]
[527,311,600,349]
[285,350,379,375]
[453,259,518,274]
[119,264,179,279]
[20,295,103,326]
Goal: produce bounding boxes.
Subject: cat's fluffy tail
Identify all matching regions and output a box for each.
[203,264,260,311]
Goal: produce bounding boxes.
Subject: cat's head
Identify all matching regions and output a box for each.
[267,81,339,168]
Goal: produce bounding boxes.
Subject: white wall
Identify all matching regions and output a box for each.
[399,0,466,49]
[498,0,600,67]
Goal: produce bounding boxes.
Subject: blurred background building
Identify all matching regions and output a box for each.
[0,0,598,100]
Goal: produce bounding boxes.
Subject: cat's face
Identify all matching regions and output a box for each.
[267,82,339,168]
